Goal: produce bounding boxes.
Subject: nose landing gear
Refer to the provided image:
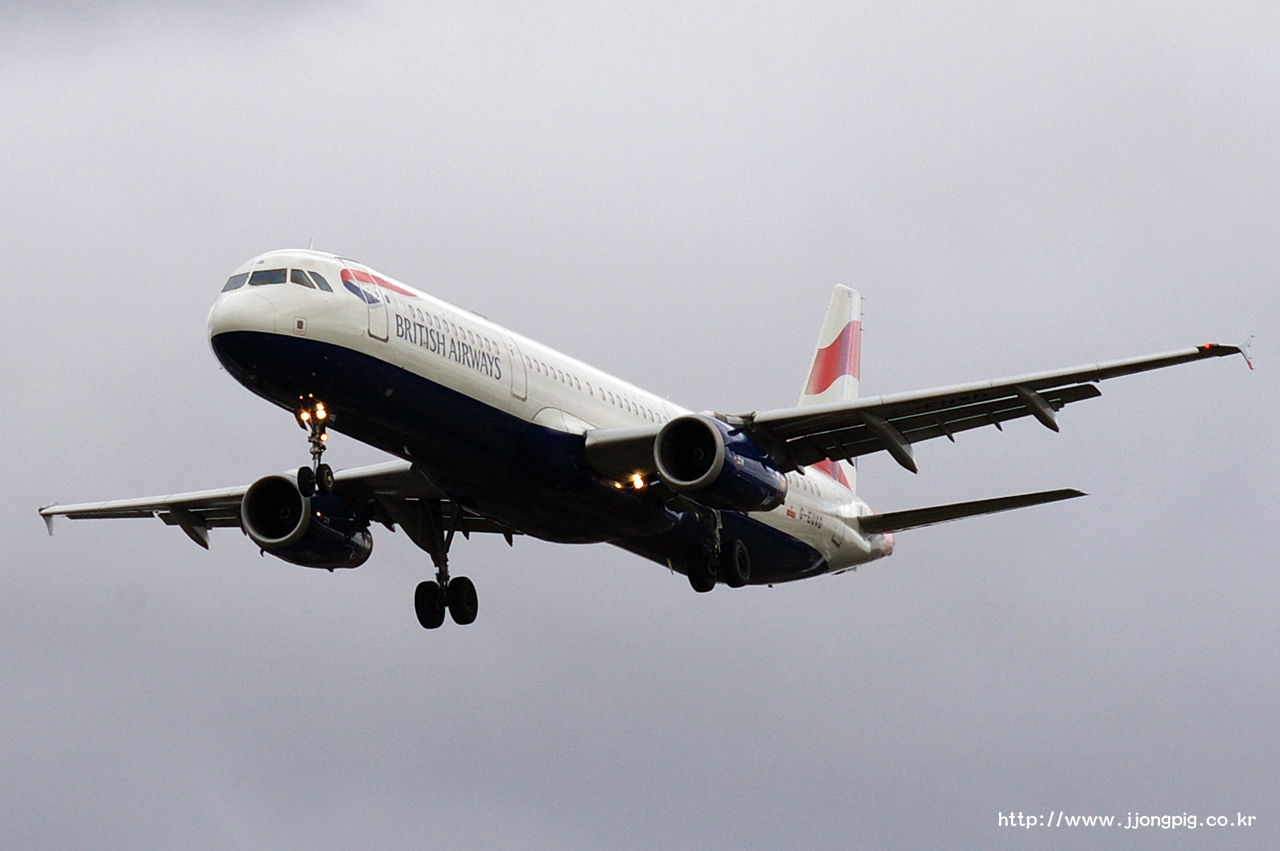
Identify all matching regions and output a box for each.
[295,398,334,497]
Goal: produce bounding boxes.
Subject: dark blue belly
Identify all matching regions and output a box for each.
[210,331,826,582]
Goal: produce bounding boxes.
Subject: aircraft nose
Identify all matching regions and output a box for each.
[207,290,277,339]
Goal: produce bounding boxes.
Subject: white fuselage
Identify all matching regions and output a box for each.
[207,249,893,574]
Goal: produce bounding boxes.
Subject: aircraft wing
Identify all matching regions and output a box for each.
[743,342,1247,473]
[583,342,1248,479]
[38,460,516,549]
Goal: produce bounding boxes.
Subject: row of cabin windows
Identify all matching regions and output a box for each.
[524,354,667,423]
[392,299,499,355]
[789,473,828,498]
[223,268,334,292]
[223,270,504,359]
[222,271,662,423]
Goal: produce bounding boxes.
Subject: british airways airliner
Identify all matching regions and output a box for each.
[39,249,1250,629]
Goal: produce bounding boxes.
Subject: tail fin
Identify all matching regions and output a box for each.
[799,285,861,406]
[799,285,862,490]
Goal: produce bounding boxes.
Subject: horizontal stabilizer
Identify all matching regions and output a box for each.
[859,488,1086,534]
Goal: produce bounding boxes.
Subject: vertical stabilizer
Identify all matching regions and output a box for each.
[799,285,861,490]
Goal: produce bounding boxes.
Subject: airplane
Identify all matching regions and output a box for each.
[39,249,1251,629]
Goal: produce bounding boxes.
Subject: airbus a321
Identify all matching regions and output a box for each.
[39,250,1250,628]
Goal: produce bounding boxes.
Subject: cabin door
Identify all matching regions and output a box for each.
[348,261,389,342]
[500,330,527,401]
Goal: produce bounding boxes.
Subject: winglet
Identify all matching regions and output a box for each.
[1238,335,1255,370]
[38,502,57,535]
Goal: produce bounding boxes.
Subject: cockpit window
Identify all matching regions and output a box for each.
[249,269,287,286]
[222,273,249,292]
[290,269,316,288]
[308,271,334,292]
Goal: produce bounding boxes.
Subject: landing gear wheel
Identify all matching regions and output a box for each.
[686,547,717,593]
[720,539,750,588]
[316,463,334,494]
[414,581,446,629]
[447,576,478,625]
[297,466,315,497]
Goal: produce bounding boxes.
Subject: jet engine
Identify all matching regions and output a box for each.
[654,415,787,512]
[240,475,372,569]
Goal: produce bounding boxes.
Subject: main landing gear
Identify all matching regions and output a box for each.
[686,539,751,592]
[683,507,751,593]
[295,398,334,497]
[412,502,479,629]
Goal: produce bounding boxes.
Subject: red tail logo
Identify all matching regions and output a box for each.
[803,320,861,396]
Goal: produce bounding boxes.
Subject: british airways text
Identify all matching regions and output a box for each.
[394,314,502,381]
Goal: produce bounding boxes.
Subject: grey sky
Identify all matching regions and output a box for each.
[3,2,1277,848]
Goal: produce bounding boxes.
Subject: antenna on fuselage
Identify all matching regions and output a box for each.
[307,237,314,250]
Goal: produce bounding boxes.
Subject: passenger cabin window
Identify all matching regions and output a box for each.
[290,269,316,288]
[222,273,249,291]
[308,271,334,292]
[249,269,287,286]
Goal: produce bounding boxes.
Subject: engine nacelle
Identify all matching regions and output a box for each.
[654,415,787,512]
[240,475,372,569]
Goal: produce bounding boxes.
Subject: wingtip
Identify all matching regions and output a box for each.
[1199,339,1254,369]
[1238,335,1255,370]
[38,502,58,535]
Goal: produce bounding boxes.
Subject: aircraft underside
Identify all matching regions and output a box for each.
[209,330,829,585]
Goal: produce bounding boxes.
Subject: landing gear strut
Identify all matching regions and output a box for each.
[684,505,723,593]
[412,502,479,629]
[295,398,334,497]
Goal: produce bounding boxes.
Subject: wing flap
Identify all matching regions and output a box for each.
[858,488,1086,534]
[158,510,242,528]
[784,384,1102,467]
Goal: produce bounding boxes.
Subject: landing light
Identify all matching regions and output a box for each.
[319,433,327,442]
[299,411,311,422]
[631,474,645,490]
